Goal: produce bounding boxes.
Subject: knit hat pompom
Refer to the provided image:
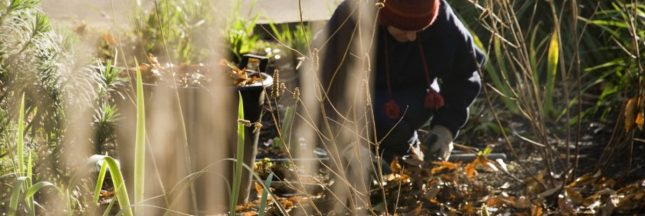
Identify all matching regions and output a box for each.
[378,0,441,31]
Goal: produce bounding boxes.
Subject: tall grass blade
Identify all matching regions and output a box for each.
[102,199,117,216]
[17,93,25,175]
[281,106,295,144]
[93,158,109,203]
[489,37,518,113]
[258,173,274,216]
[134,60,146,214]
[26,151,34,216]
[230,93,245,216]
[545,30,560,115]
[9,177,27,216]
[104,156,133,216]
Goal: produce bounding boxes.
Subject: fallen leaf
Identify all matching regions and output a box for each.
[462,202,477,215]
[568,170,601,188]
[102,32,117,46]
[558,193,576,215]
[390,158,403,174]
[531,204,543,216]
[516,196,531,209]
[485,196,505,207]
[625,98,637,131]
[537,184,562,199]
[636,111,644,130]
[565,187,585,205]
[431,161,460,175]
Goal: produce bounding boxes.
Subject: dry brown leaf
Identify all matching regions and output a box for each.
[485,196,505,207]
[464,155,496,180]
[565,187,585,205]
[531,204,543,216]
[102,32,117,46]
[625,97,637,131]
[558,193,576,215]
[390,158,403,174]
[526,171,547,195]
[254,182,264,196]
[431,161,460,175]
[462,202,477,215]
[280,198,294,209]
[568,171,601,188]
[516,196,531,209]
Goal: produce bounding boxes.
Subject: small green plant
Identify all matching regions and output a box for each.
[266,22,312,57]
[8,94,64,216]
[227,0,260,63]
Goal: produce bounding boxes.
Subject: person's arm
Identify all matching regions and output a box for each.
[430,16,485,138]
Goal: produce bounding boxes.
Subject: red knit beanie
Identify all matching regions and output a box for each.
[378,0,441,31]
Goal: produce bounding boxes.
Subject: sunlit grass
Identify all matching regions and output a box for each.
[134,60,146,215]
[229,93,245,216]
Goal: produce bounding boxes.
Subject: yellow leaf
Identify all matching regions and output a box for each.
[625,98,637,131]
[636,112,644,131]
[390,158,402,174]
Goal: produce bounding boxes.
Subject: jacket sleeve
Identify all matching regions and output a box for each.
[431,23,485,137]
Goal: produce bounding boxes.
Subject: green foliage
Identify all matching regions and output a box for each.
[93,103,120,154]
[133,0,214,64]
[453,0,643,181]
[0,1,108,214]
[227,0,260,63]
[103,156,133,216]
[578,2,645,122]
[267,22,312,56]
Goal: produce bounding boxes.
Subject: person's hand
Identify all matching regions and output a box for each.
[425,125,454,161]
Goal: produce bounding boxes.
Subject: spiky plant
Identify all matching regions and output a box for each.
[0,0,103,213]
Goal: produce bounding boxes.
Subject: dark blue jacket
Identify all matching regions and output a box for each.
[316,0,484,160]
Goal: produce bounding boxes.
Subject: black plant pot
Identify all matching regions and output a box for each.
[236,71,272,123]
[231,71,273,204]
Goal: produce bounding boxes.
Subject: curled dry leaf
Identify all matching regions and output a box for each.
[390,158,403,174]
[464,155,497,180]
[431,161,460,175]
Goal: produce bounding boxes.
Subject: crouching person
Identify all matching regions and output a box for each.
[306,0,484,213]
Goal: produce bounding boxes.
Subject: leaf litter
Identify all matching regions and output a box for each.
[238,153,645,215]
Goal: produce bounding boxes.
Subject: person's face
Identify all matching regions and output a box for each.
[387,26,419,42]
